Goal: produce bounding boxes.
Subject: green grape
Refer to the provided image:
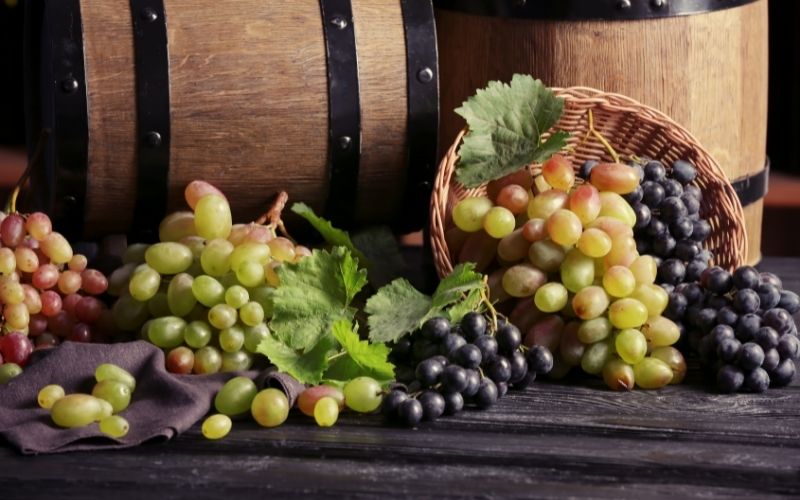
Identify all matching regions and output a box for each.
[209,304,237,330]
[158,211,197,242]
[202,414,232,440]
[184,320,213,349]
[147,316,188,349]
[598,191,636,227]
[50,394,105,428]
[527,190,568,220]
[95,363,136,391]
[641,316,680,347]
[576,228,612,258]
[630,283,669,317]
[99,415,130,438]
[452,196,493,232]
[0,278,24,305]
[546,209,583,247]
[560,249,595,293]
[249,286,275,318]
[267,238,296,262]
[239,302,264,327]
[243,323,270,353]
[96,399,113,420]
[568,184,601,225]
[219,325,245,352]
[482,206,516,239]
[122,243,149,265]
[214,376,258,416]
[38,384,66,409]
[343,377,382,413]
[129,265,161,302]
[0,363,23,384]
[145,242,193,275]
[220,350,254,372]
[225,285,249,309]
[112,295,150,331]
[167,273,197,317]
[629,255,657,284]
[235,260,265,288]
[615,329,647,364]
[230,242,271,269]
[586,216,633,240]
[251,388,290,427]
[314,397,340,427]
[501,264,547,298]
[201,238,234,277]
[633,358,673,389]
[650,346,687,385]
[608,298,648,329]
[92,380,132,413]
[602,265,636,298]
[528,239,565,273]
[194,346,223,374]
[559,322,585,367]
[534,282,568,313]
[577,317,612,344]
[192,275,225,307]
[194,194,233,240]
[604,236,638,269]
[602,357,635,391]
[497,229,530,262]
[581,340,611,375]
[147,291,171,318]
[571,286,609,320]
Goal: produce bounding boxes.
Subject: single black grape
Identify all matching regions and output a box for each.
[381,390,409,419]
[511,371,537,390]
[441,391,464,415]
[703,267,733,295]
[678,282,705,304]
[762,348,780,372]
[717,364,744,393]
[689,307,717,333]
[777,334,800,360]
[733,289,760,314]
[762,308,794,336]
[508,351,528,383]
[711,324,736,345]
[416,358,445,387]
[398,398,424,426]
[670,218,694,240]
[527,345,554,374]
[717,338,742,363]
[461,312,488,341]
[413,339,439,362]
[441,364,469,393]
[736,313,761,342]
[737,342,765,371]
[658,259,686,285]
[660,197,688,221]
[486,357,512,384]
[644,161,667,182]
[623,185,644,205]
[685,259,708,282]
[579,159,599,180]
[662,179,684,198]
[674,240,701,262]
[778,290,800,314]
[646,218,667,238]
[760,272,783,290]
[671,160,697,185]
[496,324,522,354]
[753,327,780,350]
[633,203,652,231]
[473,335,498,364]
[691,220,712,242]
[473,378,499,409]
[653,234,677,258]
[769,359,796,387]
[418,390,446,421]
[680,192,700,215]
[642,181,666,207]
[685,184,703,201]
[439,333,467,357]
[421,317,451,341]
[716,306,738,327]
[743,367,770,393]
[731,266,760,290]
[454,344,482,369]
[664,292,688,321]
[429,355,449,367]
[756,283,781,310]
[462,369,481,397]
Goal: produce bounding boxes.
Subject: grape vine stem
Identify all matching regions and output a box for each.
[585,110,620,164]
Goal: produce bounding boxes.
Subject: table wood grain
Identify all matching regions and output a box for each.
[2,257,799,499]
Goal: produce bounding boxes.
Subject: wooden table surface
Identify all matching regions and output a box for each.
[2,257,800,499]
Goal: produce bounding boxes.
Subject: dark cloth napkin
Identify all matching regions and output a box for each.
[0,341,304,455]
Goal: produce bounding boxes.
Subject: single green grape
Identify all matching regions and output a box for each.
[235,260,265,288]
[202,413,232,440]
[147,316,188,349]
[95,363,136,391]
[219,326,245,353]
[533,282,568,313]
[38,384,66,409]
[99,415,130,438]
[343,377,382,413]
[314,396,340,427]
[239,302,264,327]
[214,376,258,416]
[167,273,197,317]
[615,329,648,364]
[225,285,249,309]
[230,242,271,269]
[220,350,253,372]
[243,323,270,353]
[50,394,105,428]
[194,194,233,240]
[184,320,213,349]
[0,363,23,384]
[145,242,193,275]
[128,265,161,302]
[192,275,226,307]
[251,388,289,427]
[201,238,234,277]
[209,304,237,330]
[451,196,493,232]
[92,380,132,413]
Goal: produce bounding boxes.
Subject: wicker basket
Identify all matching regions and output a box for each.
[430,86,747,279]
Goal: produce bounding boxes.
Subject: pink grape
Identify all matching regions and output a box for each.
[487,169,532,200]
[589,163,640,194]
[40,290,63,316]
[568,184,601,225]
[48,311,75,338]
[58,271,83,295]
[185,180,226,209]
[495,184,529,215]
[541,154,575,191]
[62,293,82,315]
[69,323,92,343]
[14,247,39,273]
[75,296,104,324]
[41,232,73,264]
[24,212,52,241]
[33,263,60,290]
[81,269,109,295]
[0,332,34,366]
[29,314,48,337]
[521,219,547,243]
[22,284,43,314]
[68,255,88,272]
[1,214,25,247]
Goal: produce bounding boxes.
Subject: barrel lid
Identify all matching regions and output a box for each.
[433,0,760,20]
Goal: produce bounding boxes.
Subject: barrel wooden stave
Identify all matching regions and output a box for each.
[436,0,768,263]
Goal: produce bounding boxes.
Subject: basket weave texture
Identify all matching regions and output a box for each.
[430,87,747,278]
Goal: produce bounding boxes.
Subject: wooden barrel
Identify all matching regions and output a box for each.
[435,0,768,264]
[24,0,439,238]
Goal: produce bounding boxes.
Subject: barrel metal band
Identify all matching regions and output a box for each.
[731,160,769,208]
[400,0,439,233]
[48,0,89,237]
[130,0,171,241]
[319,0,361,228]
[433,0,760,20]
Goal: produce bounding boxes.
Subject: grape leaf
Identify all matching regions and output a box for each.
[455,74,569,188]
[324,320,395,384]
[256,333,336,385]
[430,263,486,310]
[291,203,367,263]
[270,247,367,352]
[365,278,433,344]
[446,288,485,324]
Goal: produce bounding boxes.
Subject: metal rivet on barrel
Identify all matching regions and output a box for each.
[61,78,79,93]
[617,0,632,8]
[651,0,666,8]
[417,67,434,83]
[338,136,352,150]
[141,7,158,22]
[145,131,163,147]
[330,16,348,30]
